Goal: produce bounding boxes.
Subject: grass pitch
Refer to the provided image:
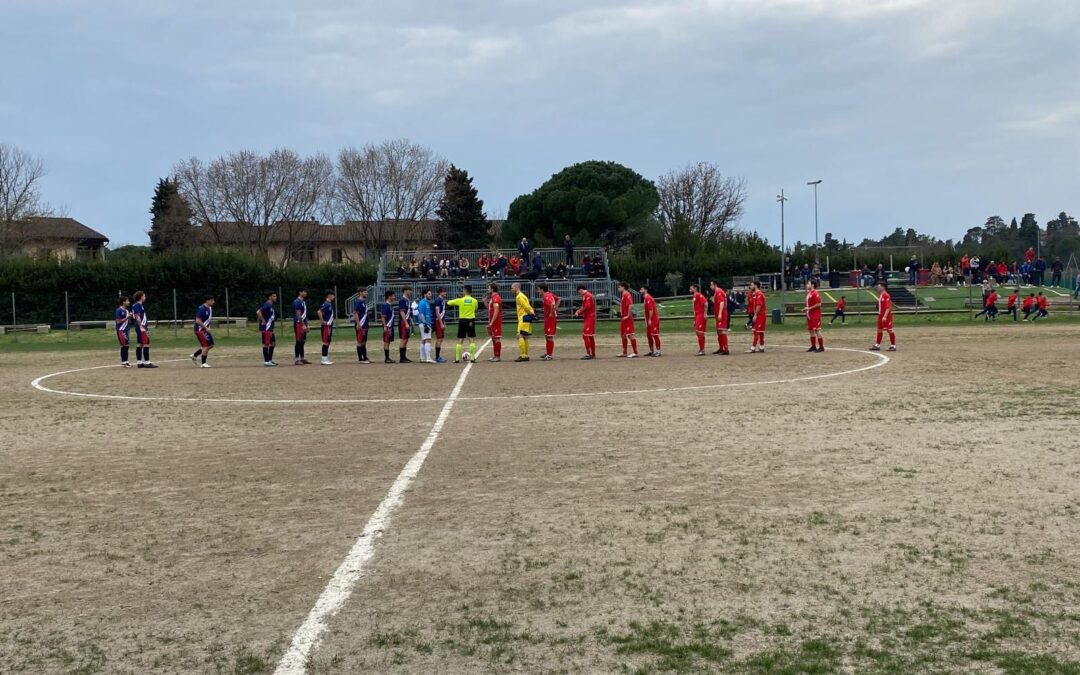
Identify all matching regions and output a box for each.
[1,323,1078,673]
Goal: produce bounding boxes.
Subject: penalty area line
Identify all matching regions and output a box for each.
[273,339,491,675]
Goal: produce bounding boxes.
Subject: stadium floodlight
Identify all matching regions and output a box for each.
[807,179,822,246]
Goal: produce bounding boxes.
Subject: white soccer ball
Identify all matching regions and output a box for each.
[462,351,472,362]
[904,266,910,273]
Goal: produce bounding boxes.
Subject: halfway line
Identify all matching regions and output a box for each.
[273,339,491,674]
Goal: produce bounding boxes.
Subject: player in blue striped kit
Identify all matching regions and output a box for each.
[130,291,157,368]
[317,290,335,365]
[115,296,132,368]
[257,292,278,367]
[352,287,371,364]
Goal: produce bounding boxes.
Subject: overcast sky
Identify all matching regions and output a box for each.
[3,0,1078,247]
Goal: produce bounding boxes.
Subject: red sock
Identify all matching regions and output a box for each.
[818,337,824,349]
[720,334,728,352]
[717,333,724,348]
[494,341,501,358]
[630,338,638,355]
[810,336,816,348]
[889,332,896,346]
[759,333,765,347]
[697,334,705,351]
[876,331,883,345]
[655,336,661,352]
[587,336,596,356]
[546,339,554,357]
[752,334,759,348]
[621,335,628,354]
[582,336,589,354]
[646,335,654,352]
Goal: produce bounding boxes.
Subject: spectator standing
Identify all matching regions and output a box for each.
[1033,257,1047,286]
[970,255,981,284]
[959,254,970,285]
[1051,257,1064,287]
[532,251,544,275]
[907,255,920,285]
[1020,260,1031,285]
[1025,246,1036,265]
[518,237,532,261]
[563,234,575,267]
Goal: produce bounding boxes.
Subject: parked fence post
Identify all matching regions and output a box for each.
[65,291,70,342]
[10,292,15,332]
[967,284,973,320]
[278,286,284,336]
[173,289,178,339]
[225,288,231,337]
[335,285,340,323]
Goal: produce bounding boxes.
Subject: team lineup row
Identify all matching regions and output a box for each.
[109,280,900,368]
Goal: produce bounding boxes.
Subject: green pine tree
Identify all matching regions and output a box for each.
[148,178,195,253]
[437,165,490,250]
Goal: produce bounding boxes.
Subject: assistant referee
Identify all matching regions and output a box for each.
[446,285,480,363]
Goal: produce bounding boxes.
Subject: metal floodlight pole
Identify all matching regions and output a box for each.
[777,189,788,293]
[807,179,822,247]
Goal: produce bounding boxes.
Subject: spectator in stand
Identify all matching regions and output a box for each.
[970,255,981,284]
[1025,246,1036,265]
[1006,288,1019,321]
[1033,256,1047,286]
[477,253,489,279]
[1021,293,1036,320]
[582,257,591,277]
[1008,261,1019,285]
[1032,291,1050,320]
[448,257,459,278]
[1051,257,1064,287]
[943,262,956,285]
[563,234,575,267]
[555,262,568,279]
[459,255,470,278]
[929,262,943,285]
[518,237,532,261]
[496,253,508,279]
[812,259,822,282]
[532,251,544,275]
[1020,260,1031,285]
[800,264,810,285]
[907,255,920,285]
[875,263,886,283]
[984,260,995,285]
[409,257,419,278]
[959,254,970,285]
[509,254,521,277]
[860,265,874,287]
[543,262,555,278]
[996,261,1008,284]
[440,257,450,278]
[425,261,437,282]
[396,259,408,278]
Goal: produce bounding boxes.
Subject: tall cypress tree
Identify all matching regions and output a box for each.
[437,165,490,250]
[148,178,196,253]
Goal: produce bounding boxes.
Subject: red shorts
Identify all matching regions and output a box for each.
[295,324,307,341]
[261,330,275,346]
[488,322,503,338]
[715,314,728,332]
[435,321,445,340]
[321,324,333,343]
[582,318,596,337]
[620,318,635,335]
[355,326,367,344]
[646,322,660,337]
[694,315,707,333]
[116,331,129,347]
[544,319,557,338]
[136,330,150,346]
[877,318,893,330]
[753,317,767,332]
[807,315,821,331]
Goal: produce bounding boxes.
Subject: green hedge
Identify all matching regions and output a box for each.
[0,251,377,326]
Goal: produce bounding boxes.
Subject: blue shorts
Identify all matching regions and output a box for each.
[196,331,214,348]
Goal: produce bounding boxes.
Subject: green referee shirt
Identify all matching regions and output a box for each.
[447,295,479,319]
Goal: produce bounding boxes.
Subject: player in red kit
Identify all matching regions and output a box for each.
[803,279,824,352]
[617,281,639,358]
[748,281,767,353]
[690,283,708,355]
[538,283,560,360]
[709,280,730,355]
[575,284,597,359]
[870,281,896,351]
[486,282,503,362]
[640,285,661,356]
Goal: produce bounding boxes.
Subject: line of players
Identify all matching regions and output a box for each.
[112,278,900,367]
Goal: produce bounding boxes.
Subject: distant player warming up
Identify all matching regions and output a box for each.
[748,281,767,353]
[115,296,132,368]
[317,290,335,365]
[191,295,215,367]
[709,280,729,355]
[293,289,311,365]
[870,281,896,351]
[257,291,278,366]
[446,285,479,363]
[617,281,638,358]
[131,291,156,368]
[513,282,535,362]
[641,285,661,357]
[575,285,597,359]
[487,283,503,362]
[538,283,559,360]
[353,287,370,363]
[690,283,707,355]
[803,279,823,352]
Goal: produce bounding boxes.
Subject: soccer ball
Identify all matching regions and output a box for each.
[462,351,472,363]
[904,266,910,273]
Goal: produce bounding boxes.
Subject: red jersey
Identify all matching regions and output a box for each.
[985,291,997,307]
[806,288,821,320]
[712,288,728,324]
[576,291,596,336]
[488,293,502,327]
[1037,295,1048,309]
[960,255,970,271]
[1007,293,1018,308]
[996,262,1007,277]
[542,291,559,320]
[643,294,659,329]
[1022,296,1034,310]
[836,298,846,311]
[620,290,634,320]
[752,289,767,330]
[877,291,892,317]
[692,291,707,332]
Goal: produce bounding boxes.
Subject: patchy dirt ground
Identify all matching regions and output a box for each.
[2,324,1079,673]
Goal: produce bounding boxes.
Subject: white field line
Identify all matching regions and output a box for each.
[273,339,491,675]
[30,347,890,405]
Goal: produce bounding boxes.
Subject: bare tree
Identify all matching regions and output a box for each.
[174,149,333,263]
[656,162,747,246]
[334,138,449,255]
[0,144,52,254]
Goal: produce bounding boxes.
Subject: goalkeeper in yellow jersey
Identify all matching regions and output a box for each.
[512,282,536,362]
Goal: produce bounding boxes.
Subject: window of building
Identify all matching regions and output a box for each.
[291,246,315,263]
[331,248,344,264]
